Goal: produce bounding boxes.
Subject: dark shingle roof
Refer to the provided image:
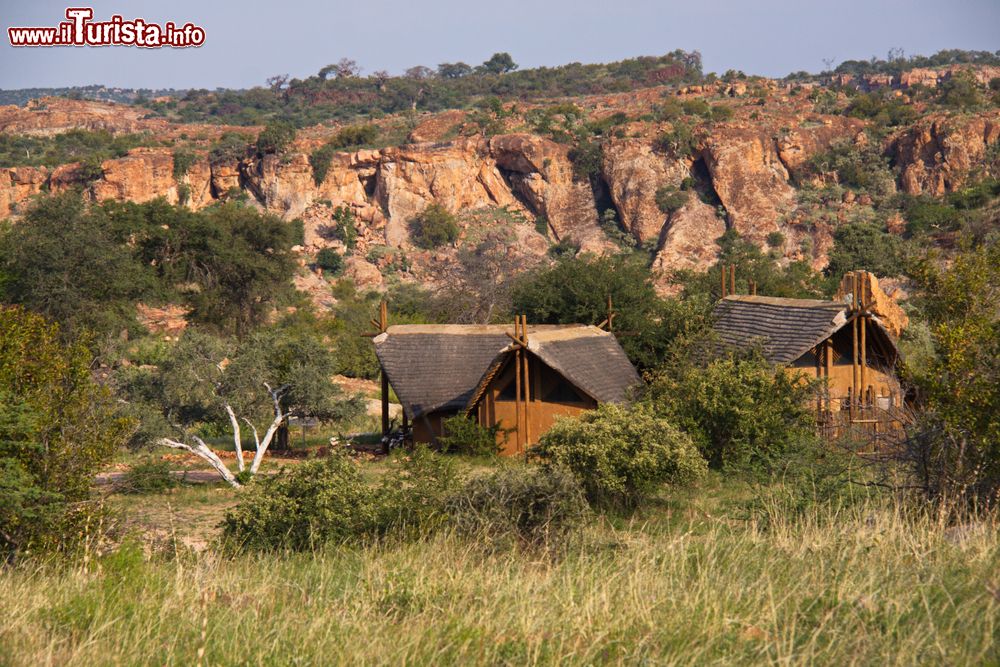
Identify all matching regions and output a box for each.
[373,325,511,418]
[374,324,641,419]
[712,295,848,364]
[465,326,641,411]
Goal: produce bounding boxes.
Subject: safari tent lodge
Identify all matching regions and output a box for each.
[373,320,641,455]
[712,270,906,440]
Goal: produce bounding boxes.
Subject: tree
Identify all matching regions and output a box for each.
[404,66,434,80]
[0,307,132,559]
[319,58,360,80]
[511,254,701,369]
[902,242,1000,507]
[434,231,538,323]
[437,62,473,79]
[0,193,153,341]
[155,325,362,487]
[825,222,906,280]
[479,52,518,75]
[646,351,816,472]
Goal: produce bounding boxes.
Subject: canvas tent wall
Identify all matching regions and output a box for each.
[464,325,641,455]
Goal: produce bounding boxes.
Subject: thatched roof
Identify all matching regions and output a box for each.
[712,295,899,365]
[465,325,641,412]
[374,324,640,419]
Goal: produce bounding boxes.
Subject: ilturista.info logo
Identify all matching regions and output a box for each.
[8,7,205,48]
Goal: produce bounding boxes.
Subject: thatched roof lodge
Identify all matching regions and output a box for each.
[373,323,640,455]
[711,271,907,438]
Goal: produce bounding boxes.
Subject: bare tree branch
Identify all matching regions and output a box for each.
[157,437,241,488]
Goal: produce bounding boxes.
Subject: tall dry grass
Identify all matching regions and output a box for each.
[0,497,997,665]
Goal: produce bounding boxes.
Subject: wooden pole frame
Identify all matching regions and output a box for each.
[521,315,531,449]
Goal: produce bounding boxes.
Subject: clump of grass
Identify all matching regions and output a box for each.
[116,458,178,494]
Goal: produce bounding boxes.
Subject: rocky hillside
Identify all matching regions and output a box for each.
[2,67,998,302]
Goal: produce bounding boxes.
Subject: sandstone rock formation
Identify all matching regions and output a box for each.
[890,111,1000,196]
[602,139,688,243]
[652,197,726,293]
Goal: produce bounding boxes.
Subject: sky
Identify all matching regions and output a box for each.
[0,0,998,90]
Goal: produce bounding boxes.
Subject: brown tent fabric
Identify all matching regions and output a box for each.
[712,295,899,364]
[375,324,641,419]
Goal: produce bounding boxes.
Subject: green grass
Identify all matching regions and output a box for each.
[2,470,998,665]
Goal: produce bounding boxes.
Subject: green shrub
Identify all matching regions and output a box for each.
[825,222,906,279]
[447,465,589,547]
[647,354,816,473]
[532,404,707,508]
[117,459,177,494]
[309,144,335,186]
[332,205,358,249]
[289,217,305,246]
[766,231,786,247]
[171,149,197,180]
[409,204,459,249]
[0,308,131,560]
[568,139,603,181]
[654,122,699,157]
[438,415,502,457]
[176,183,191,206]
[655,185,688,214]
[710,104,734,122]
[256,121,296,155]
[222,448,456,551]
[208,133,249,165]
[316,248,344,275]
[903,196,961,235]
[222,455,379,551]
[328,124,379,150]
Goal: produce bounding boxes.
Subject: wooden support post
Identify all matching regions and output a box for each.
[522,315,531,448]
[720,265,727,298]
[377,300,390,451]
[851,316,859,422]
[513,315,522,454]
[860,315,867,409]
[825,338,833,415]
[729,265,736,296]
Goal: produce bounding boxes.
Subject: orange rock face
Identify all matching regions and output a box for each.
[890,111,1000,196]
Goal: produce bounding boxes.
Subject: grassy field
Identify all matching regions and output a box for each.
[1,469,998,666]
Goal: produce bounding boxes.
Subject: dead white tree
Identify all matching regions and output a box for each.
[157,382,289,489]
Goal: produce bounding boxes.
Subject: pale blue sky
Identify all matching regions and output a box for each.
[1,0,997,90]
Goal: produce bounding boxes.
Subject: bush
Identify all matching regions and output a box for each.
[447,465,589,547]
[825,222,906,279]
[438,415,502,457]
[654,121,699,157]
[256,121,296,155]
[208,132,249,164]
[409,204,459,249]
[331,205,358,249]
[309,144,335,186]
[532,404,707,508]
[655,185,688,214]
[117,459,177,494]
[0,308,131,560]
[171,149,197,180]
[328,124,379,150]
[222,448,456,551]
[316,248,344,275]
[222,455,379,551]
[766,231,786,247]
[647,354,816,473]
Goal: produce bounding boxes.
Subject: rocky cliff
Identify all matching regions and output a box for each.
[2,82,998,297]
